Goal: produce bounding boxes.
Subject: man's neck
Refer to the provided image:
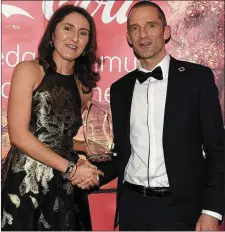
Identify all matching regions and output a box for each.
[140,52,167,71]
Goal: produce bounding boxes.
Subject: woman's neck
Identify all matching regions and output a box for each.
[53,52,75,75]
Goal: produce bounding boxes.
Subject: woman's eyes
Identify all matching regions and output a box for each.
[64,27,88,36]
[80,31,88,36]
[64,26,71,31]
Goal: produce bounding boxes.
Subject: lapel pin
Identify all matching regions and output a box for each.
[178,67,185,72]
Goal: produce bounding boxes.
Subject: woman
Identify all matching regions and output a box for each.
[1,5,103,231]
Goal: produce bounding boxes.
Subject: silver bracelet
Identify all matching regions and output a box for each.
[62,161,75,179]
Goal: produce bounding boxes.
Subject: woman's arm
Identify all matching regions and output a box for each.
[8,61,103,183]
[8,61,70,173]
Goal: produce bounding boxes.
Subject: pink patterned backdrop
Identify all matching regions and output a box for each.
[2,1,224,230]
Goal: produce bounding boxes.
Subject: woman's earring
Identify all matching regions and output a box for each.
[49,41,54,48]
[82,50,86,56]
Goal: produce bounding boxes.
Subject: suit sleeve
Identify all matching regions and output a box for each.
[199,67,224,215]
[92,84,119,186]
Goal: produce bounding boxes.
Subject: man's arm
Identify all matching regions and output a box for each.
[199,67,224,215]
[93,154,119,186]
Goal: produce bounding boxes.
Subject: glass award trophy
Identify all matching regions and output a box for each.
[83,100,115,162]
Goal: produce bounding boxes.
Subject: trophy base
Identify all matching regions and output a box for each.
[86,153,112,162]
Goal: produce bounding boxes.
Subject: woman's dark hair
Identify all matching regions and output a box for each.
[38,5,101,93]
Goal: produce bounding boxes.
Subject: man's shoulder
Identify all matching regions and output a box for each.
[111,69,137,89]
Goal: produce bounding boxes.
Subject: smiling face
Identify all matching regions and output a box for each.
[52,12,90,63]
[127,6,171,64]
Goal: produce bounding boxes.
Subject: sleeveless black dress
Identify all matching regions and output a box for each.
[1,70,92,231]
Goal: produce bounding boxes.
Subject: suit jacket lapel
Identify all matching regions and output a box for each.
[122,71,137,157]
[163,56,181,141]
[124,71,137,131]
[163,56,185,180]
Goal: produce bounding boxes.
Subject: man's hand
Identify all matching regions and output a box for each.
[73,159,102,189]
[196,214,219,231]
[69,165,104,189]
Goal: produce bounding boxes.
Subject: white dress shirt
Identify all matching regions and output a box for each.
[124,54,222,220]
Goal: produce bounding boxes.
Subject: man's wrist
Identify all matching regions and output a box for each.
[202,210,222,221]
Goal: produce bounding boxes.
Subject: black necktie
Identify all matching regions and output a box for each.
[137,66,163,84]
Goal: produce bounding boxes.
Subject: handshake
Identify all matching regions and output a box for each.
[66,159,104,190]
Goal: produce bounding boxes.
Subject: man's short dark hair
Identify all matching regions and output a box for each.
[127,1,170,43]
[127,1,167,28]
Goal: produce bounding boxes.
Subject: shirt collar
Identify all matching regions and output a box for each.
[138,54,170,80]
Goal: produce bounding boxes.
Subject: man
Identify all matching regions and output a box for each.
[78,1,224,231]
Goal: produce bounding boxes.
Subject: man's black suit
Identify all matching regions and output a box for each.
[97,56,224,228]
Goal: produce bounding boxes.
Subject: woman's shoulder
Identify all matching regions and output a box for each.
[15,59,43,72]
[14,59,44,77]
